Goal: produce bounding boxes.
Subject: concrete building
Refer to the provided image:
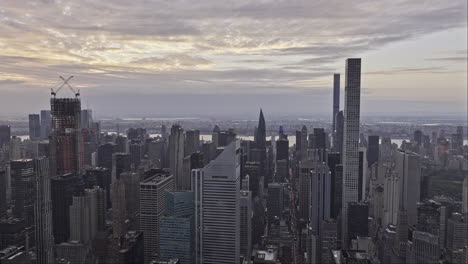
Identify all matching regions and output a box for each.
[169,125,186,190]
[140,174,174,263]
[240,190,253,260]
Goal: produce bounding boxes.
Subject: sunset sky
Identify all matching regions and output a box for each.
[0,0,466,117]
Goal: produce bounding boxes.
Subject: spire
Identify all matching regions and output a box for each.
[255,109,266,149]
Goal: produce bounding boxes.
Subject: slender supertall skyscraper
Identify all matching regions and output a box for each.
[341,58,361,247]
[255,109,266,150]
[332,73,340,149]
[34,157,54,264]
[50,96,83,176]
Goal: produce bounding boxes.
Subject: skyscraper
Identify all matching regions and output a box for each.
[80,109,93,129]
[112,153,132,181]
[169,125,186,190]
[463,176,468,216]
[255,109,266,150]
[309,161,331,235]
[334,111,344,154]
[28,114,41,140]
[40,110,51,140]
[0,169,6,219]
[33,157,54,264]
[193,140,241,264]
[97,143,117,169]
[0,125,11,147]
[10,159,35,227]
[341,58,361,246]
[140,173,174,263]
[239,190,252,260]
[50,97,83,175]
[159,191,194,264]
[367,135,379,167]
[332,73,340,150]
[185,130,200,156]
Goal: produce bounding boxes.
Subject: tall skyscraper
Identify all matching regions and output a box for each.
[185,130,200,156]
[255,109,266,150]
[0,169,6,219]
[367,135,379,167]
[51,173,82,244]
[10,159,35,227]
[159,191,194,264]
[332,73,340,150]
[28,114,41,140]
[97,143,117,169]
[169,125,186,190]
[140,173,174,263]
[33,157,54,264]
[341,58,361,246]
[112,153,132,181]
[193,140,241,264]
[347,202,368,243]
[80,109,93,129]
[50,97,83,176]
[334,111,344,154]
[40,110,51,140]
[310,161,331,235]
[463,176,468,216]
[296,125,308,161]
[0,125,11,147]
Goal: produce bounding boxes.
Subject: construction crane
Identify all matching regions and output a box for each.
[51,76,80,97]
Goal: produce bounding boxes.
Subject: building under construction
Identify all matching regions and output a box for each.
[49,77,84,176]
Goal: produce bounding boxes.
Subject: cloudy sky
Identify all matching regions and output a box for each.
[0,0,466,118]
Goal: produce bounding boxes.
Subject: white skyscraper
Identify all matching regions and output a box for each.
[34,157,54,264]
[341,58,361,246]
[193,140,241,264]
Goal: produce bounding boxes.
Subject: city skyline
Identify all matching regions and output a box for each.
[0,0,467,117]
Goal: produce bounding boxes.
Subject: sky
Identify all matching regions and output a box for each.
[0,0,466,118]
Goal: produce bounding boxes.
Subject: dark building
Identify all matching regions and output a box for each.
[215,129,237,147]
[296,126,308,161]
[28,114,41,140]
[10,159,36,229]
[347,202,368,244]
[327,153,341,219]
[40,110,51,140]
[0,125,11,147]
[84,168,112,209]
[184,130,200,156]
[244,162,261,197]
[276,138,289,161]
[97,143,117,169]
[334,111,344,154]
[358,150,365,202]
[127,128,147,141]
[115,135,128,153]
[0,170,6,219]
[414,130,423,145]
[311,128,327,161]
[332,73,340,141]
[129,141,144,168]
[255,109,267,150]
[367,135,379,167]
[112,153,132,180]
[51,173,82,244]
[267,183,284,222]
[333,165,343,219]
[0,218,27,249]
[50,97,83,176]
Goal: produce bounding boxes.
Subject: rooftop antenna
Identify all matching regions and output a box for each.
[51,76,80,97]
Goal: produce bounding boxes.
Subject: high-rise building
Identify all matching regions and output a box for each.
[341,58,361,246]
[33,157,54,264]
[296,125,308,161]
[184,130,200,156]
[10,159,35,228]
[414,130,423,145]
[112,153,132,181]
[446,213,468,263]
[255,109,266,150]
[267,183,285,222]
[69,188,100,244]
[112,171,140,238]
[80,109,93,129]
[84,168,111,209]
[192,140,241,264]
[169,125,186,190]
[395,150,421,227]
[50,97,83,175]
[0,169,7,219]
[28,114,41,140]
[97,143,117,169]
[327,153,341,219]
[347,202,368,243]
[299,159,314,220]
[311,128,327,162]
[310,161,331,235]
[159,191,194,264]
[367,135,379,168]
[463,177,468,216]
[40,110,51,140]
[334,111,344,154]
[332,73,340,148]
[239,190,252,260]
[140,174,174,263]
[129,141,144,168]
[320,219,338,264]
[408,231,440,264]
[0,125,11,148]
[51,173,82,244]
